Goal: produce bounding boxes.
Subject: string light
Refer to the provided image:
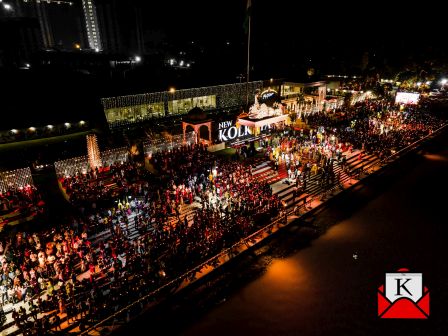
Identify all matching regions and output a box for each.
[102,81,263,130]
[0,168,34,193]
[143,131,195,156]
[101,147,129,167]
[55,146,129,178]
[54,156,89,178]
[21,0,74,5]
[87,134,102,170]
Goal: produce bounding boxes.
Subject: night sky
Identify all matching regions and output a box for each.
[2,0,447,130]
[131,0,447,81]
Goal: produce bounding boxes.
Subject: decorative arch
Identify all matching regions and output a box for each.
[182,121,212,145]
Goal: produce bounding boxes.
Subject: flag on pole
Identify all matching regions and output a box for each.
[243,0,252,34]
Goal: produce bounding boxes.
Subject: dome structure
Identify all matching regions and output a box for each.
[185,107,208,121]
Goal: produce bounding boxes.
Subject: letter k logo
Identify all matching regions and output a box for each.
[395,278,413,296]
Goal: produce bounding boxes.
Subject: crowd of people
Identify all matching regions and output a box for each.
[0,97,446,334]
[0,186,44,230]
[0,143,283,334]
[60,161,150,213]
[261,99,445,194]
[308,100,445,161]
[1,186,42,212]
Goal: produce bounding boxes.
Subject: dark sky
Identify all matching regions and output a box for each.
[44,0,448,78]
[136,0,448,76]
[2,0,448,130]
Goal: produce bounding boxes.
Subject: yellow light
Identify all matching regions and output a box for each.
[74,43,81,49]
[169,87,176,93]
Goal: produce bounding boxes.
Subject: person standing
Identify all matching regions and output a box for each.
[12,308,21,329]
[0,283,8,305]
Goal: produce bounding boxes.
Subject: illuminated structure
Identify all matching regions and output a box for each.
[81,0,102,51]
[0,168,34,193]
[54,146,128,178]
[87,134,101,170]
[144,131,196,158]
[101,81,263,130]
[182,107,213,145]
[101,81,264,130]
[101,79,330,132]
[248,89,284,119]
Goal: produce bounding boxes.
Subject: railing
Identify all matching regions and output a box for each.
[79,121,448,335]
[380,123,448,165]
[80,214,286,335]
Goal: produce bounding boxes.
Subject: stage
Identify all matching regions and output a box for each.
[237,114,289,128]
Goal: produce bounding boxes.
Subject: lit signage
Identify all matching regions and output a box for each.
[395,92,420,105]
[217,121,272,142]
[261,91,275,99]
[218,121,252,142]
[258,89,279,107]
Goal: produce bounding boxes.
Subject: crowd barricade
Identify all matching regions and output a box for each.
[101,147,129,167]
[54,156,90,179]
[54,147,131,180]
[143,131,196,157]
[0,167,34,193]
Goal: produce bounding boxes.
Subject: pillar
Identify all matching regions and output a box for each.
[208,122,212,144]
[182,122,186,144]
[194,125,199,144]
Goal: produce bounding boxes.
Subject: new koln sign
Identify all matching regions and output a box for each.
[218,120,270,142]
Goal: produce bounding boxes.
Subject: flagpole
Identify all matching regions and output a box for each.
[245,2,251,109]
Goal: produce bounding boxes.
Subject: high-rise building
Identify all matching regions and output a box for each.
[6,0,81,50]
[5,0,53,48]
[5,0,145,55]
[81,0,101,50]
[0,17,42,67]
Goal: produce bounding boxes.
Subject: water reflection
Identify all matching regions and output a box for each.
[423,153,448,161]
[264,259,308,288]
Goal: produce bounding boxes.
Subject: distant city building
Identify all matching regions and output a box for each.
[0,17,42,67]
[4,0,54,48]
[81,0,102,51]
[4,0,145,56]
[7,0,80,50]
